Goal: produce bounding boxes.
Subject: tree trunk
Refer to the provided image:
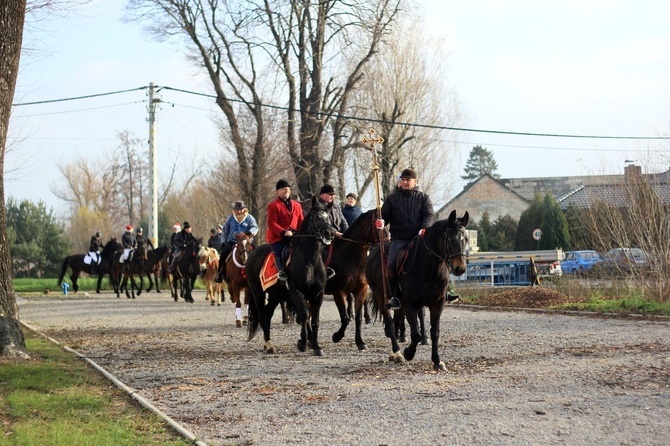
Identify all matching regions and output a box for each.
[0,0,28,357]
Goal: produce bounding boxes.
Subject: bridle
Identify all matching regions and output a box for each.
[292,209,334,244]
[232,238,252,268]
[422,227,467,268]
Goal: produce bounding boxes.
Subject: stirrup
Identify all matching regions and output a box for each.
[386,296,401,311]
[278,270,288,281]
[326,267,336,279]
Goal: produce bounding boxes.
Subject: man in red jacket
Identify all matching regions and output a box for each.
[267,179,304,281]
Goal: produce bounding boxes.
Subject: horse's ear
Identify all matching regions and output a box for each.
[448,210,457,223]
[461,211,469,228]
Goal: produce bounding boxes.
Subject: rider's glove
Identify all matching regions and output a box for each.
[418,228,426,238]
[375,219,385,230]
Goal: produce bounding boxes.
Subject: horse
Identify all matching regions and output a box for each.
[111,243,149,299]
[167,238,202,304]
[144,246,170,293]
[365,210,469,371]
[323,209,379,351]
[246,196,337,355]
[57,238,122,293]
[222,232,254,327]
[197,245,222,306]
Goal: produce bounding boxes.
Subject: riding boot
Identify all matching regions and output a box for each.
[326,267,336,279]
[276,258,287,281]
[385,270,401,310]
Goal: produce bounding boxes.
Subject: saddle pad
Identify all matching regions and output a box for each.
[260,252,279,291]
[84,255,92,265]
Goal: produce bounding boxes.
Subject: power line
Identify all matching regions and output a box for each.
[13,84,670,141]
[11,87,148,107]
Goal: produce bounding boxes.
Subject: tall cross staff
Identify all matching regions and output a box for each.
[361,128,389,305]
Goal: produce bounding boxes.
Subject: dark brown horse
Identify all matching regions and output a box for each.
[365,210,469,371]
[143,246,170,293]
[57,238,122,293]
[166,238,202,303]
[223,232,254,327]
[111,243,148,299]
[324,209,379,351]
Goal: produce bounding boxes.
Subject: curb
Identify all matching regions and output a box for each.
[20,321,208,446]
[450,303,670,321]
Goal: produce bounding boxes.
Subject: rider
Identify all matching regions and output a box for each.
[88,231,102,274]
[207,228,222,252]
[169,221,196,273]
[217,201,259,282]
[169,222,181,262]
[135,227,155,254]
[267,179,303,281]
[375,168,435,310]
[120,225,137,272]
[318,184,347,279]
[342,192,362,226]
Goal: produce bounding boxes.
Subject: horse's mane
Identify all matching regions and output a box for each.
[101,238,121,254]
[297,197,327,236]
[342,209,375,237]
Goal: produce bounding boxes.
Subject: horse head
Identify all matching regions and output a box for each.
[305,195,337,245]
[233,232,253,266]
[344,209,383,245]
[444,210,469,276]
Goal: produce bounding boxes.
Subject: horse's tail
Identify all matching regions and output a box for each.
[159,261,169,284]
[57,257,70,286]
[246,292,261,340]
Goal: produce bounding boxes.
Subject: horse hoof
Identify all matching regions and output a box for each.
[297,340,307,352]
[332,332,344,343]
[211,301,214,306]
[236,320,242,328]
[399,335,407,343]
[313,349,323,357]
[264,342,277,354]
[421,338,428,346]
[365,318,371,325]
[357,343,367,352]
[392,351,405,364]
[403,347,416,362]
[434,361,447,372]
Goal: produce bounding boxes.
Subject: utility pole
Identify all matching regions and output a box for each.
[148,83,160,247]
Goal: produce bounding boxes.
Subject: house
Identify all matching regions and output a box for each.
[436,164,670,223]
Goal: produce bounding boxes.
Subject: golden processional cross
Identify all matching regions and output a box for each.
[361,128,389,304]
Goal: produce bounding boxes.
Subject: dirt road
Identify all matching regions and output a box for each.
[18,291,670,445]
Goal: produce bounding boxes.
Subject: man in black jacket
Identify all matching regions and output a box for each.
[169,221,196,273]
[375,168,434,310]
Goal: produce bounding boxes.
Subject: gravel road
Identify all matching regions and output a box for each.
[17,291,670,446]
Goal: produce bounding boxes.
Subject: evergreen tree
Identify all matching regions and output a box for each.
[515,194,544,250]
[539,193,571,250]
[476,212,493,251]
[6,198,70,278]
[489,215,518,251]
[461,145,500,184]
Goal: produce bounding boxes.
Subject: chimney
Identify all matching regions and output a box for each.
[624,164,642,183]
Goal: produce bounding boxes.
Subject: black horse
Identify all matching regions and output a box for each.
[365,210,469,371]
[143,246,170,293]
[111,243,149,299]
[324,209,379,351]
[246,196,336,355]
[57,238,122,293]
[162,238,202,304]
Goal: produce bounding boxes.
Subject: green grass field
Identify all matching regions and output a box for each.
[0,330,191,445]
[14,277,206,294]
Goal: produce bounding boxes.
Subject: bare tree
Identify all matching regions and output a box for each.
[578,166,670,301]
[347,19,464,203]
[125,0,403,215]
[0,0,29,357]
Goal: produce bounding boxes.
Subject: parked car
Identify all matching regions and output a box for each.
[589,247,650,276]
[561,250,602,275]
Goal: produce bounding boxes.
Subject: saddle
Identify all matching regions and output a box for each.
[84,254,101,266]
[259,248,291,291]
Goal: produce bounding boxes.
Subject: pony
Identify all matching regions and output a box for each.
[365,210,469,371]
[57,238,122,293]
[323,209,379,351]
[111,242,149,299]
[246,196,336,355]
[197,245,222,306]
[222,232,254,327]
[143,246,170,293]
[167,238,202,303]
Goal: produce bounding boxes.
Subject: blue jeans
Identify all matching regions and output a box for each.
[387,239,411,274]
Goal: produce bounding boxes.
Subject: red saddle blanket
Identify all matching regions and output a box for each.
[260,252,279,291]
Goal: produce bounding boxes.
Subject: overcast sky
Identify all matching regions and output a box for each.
[8,0,670,211]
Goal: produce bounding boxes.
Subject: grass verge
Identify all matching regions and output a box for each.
[0,329,191,446]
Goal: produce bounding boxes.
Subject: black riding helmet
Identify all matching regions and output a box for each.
[95,231,101,237]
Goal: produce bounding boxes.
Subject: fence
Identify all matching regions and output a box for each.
[452,261,533,286]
